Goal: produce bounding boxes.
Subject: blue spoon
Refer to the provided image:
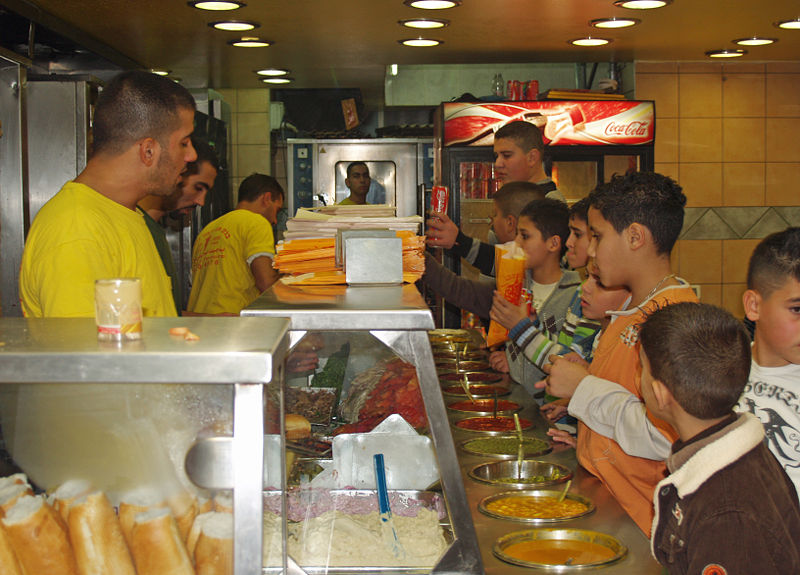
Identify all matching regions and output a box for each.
[373,453,406,560]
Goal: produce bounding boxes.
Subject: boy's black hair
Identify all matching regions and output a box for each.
[346,161,369,178]
[746,227,800,298]
[569,197,590,223]
[639,302,751,419]
[238,173,284,203]
[588,172,686,255]
[493,181,546,219]
[519,198,571,257]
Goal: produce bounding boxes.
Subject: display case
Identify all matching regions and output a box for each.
[0,317,289,575]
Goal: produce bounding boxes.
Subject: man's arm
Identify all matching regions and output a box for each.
[251,255,279,293]
[425,212,496,276]
[421,251,493,318]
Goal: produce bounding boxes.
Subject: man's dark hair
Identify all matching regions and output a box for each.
[495,120,545,153]
[493,181,546,219]
[747,227,800,298]
[183,136,220,177]
[588,172,686,255]
[519,197,571,257]
[93,70,196,156]
[639,302,751,419]
[346,161,369,178]
[569,197,591,223]
[238,173,284,204]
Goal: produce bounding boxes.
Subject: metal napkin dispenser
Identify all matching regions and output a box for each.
[340,230,403,285]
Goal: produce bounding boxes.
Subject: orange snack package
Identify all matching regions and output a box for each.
[486,243,525,347]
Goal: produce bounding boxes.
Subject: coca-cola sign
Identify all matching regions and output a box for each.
[443,101,654,147]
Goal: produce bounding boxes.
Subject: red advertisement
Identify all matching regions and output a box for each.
[443,101,654,147]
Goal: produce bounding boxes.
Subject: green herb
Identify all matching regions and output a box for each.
[311,343,350,402]
[464,437,548,456]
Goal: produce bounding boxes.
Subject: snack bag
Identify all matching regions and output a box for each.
[486,242,526,347]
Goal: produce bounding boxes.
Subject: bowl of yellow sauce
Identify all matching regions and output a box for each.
[493,528,627,569]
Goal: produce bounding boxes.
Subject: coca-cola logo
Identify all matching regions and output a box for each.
[604,121,650,136]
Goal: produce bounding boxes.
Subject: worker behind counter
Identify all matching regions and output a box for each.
[337,161,386,206]
[19,70,197,318]
[138,136,219,312]
[187,173,283,315]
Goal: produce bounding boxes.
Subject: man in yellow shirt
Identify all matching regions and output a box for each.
[187,174,283,314]
[19,71,197,318]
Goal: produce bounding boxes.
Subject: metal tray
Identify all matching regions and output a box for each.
[441,384,510,398]
[478,490,595,524]
[433,350,486,361]
[453,416,533,435]
[439,371,502,385]
[459,435,552,459]
[468,460,572,488]
[446,398,522,416]
[437,360,491,373]
[493,528,628,570]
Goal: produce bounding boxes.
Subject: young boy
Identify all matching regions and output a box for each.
[541,171,698,535]
[639,302,800,574]
[738,226,800,498]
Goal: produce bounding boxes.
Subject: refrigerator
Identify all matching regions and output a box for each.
[434,100,656,328]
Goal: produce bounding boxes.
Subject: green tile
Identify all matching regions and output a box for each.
[774,207,800,227]
[744,209,792,239]
[680,208,706,237]
[681,209,738,240]
[714,207,768,238]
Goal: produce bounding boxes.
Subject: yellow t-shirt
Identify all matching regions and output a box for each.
[19,181,177,318]
[187,209,275,314]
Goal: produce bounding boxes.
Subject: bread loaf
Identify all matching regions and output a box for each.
[50,478,94,523]
[0,523,22,575]
[68,491,136,575]
[118,487,168,548]
[0,484,32,516]
[285,413,311,440]
[167,490,198,543]
[129,507,194,575]
[194,512,233,575]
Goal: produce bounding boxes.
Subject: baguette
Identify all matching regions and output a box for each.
[0,484,32,516]
[50,479,94,523]
[213,491,233,514]
[129,507,194,575]
[68,491,136,575]
[186,511,214,561]
[118,487,167,548]
[2,495,78,575]
[167,490,197,543]
[0,523,22,575]
[194,512,233,575]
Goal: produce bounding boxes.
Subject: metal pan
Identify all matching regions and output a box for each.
[493,528,628,570]
[439,371,502,385]
[478,490,595,524]
[446,398,522,416]
[453,415,533,435]
[459,435,552,459]
[437,360,492,373]
[441,384,510,398]
[468,460,571,488]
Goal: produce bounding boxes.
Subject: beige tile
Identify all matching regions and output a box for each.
[679,118,722,163]
[636,62,678,74]
[722,163,765,206]
[723,118,764,162]
[766,74,800,117]
[766,163,800,206]
[766,118,800,162]
[654,162,679,181]
[678,239,722,284]
[679,74,722,117]
[635,74,678,117]
[679,62,723,74]
[228,143,238,178]
[236,113,269,145]
[767,62,800,74]
[698,284,722,307]
[680,163,722,207]
[722,239,760,283]
[236,144,270,178]
[655,118,679,163]
[216,89,237,113]
[721,283,747,318]
[237,89,269,113]
[723,63,766,74]
[722,74,765,117]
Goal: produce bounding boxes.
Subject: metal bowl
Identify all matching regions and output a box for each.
[437,360,492,373]
[479,490,595,524]
[441,384,511,399]
[469,460,571,488]
[446,398,522,416]
[493,528,628,570]
[459,435,552,459]
[433,350,486,361]
[453,416,533,435]
[439,371,502,385]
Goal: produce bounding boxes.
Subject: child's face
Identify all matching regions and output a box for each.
[580,268,630,321]
[587,206,628,288]
[493,138,536,183]
[515,215,555,270]
[747,277,800,367]
[491,201,516,244]
[565,215,590,269]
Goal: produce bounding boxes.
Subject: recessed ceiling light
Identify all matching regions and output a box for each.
[705,49,747,58]
[591,17,640,28]
[256,68,289,76]
[262,77,292,84]
[775,19,800,30]
[734,37,777,46]
[151,69,171,76]
[399,38,443,47]
[613,0,672,9]
[403,0,460,9]
[228,37,271,47]
[209,20,259,31]
[570,37,612,47]
[399,18,449,29]
[188,0,245,10]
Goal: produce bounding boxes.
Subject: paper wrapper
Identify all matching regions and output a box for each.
[486,242,526,347]
[68,491,136,575]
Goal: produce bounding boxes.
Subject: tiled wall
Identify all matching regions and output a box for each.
[215,88,271,196]
[636,61,800,318]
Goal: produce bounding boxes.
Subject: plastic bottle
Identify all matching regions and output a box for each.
[492,73,504,98]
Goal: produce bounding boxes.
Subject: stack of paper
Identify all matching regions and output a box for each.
[283,208,423,241]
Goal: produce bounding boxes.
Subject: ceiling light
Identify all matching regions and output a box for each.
[399,18,449,29]
[228,37,271,47]
[734,37,777,46]
[705,49,747,58]
[775,19,800,30]
[262,77,292,84]
[403,0,461,9]
[613,0,672,9]
[399,38,443,47]
[591,17,640,28]
[256,68,289,76]
[188,1,245,10]
[570,37,612,47]
[209,20,259,31]
[151,69,171,76]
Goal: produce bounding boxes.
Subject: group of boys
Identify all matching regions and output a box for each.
[424,122,800,573]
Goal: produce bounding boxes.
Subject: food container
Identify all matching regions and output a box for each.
[439,371,502,385]
[437,360,492,373]
[454,416,533,434]
[441,384,510,398]
[446,399,521,416]
[433,349,486,361]
[459,435,551,459]
[468,460,571,488]
[493,528,627,569]
[285,386,337,425]
[479,490,595,524]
